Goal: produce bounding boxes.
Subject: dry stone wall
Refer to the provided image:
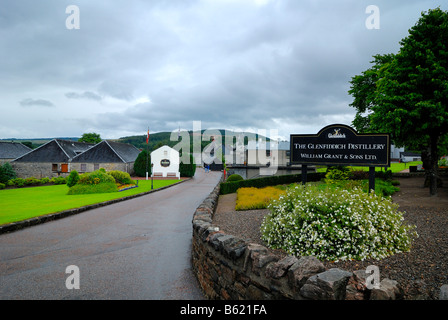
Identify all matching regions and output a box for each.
[191,182,406,300]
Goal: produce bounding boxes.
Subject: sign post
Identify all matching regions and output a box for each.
[290,124,390,192]
[301,164,308,185]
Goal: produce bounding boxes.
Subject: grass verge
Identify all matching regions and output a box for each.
[0,179,179,225]
[316,161,423,173]
[235,178,400,211]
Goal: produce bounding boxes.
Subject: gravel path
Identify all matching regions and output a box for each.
[212,175,448,300]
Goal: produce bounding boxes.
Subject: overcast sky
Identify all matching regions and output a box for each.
[0,0,446,141]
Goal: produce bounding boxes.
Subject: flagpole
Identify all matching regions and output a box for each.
[146,127,149,181]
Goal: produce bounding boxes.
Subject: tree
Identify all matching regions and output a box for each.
[349,8,448,196]
[79,132,102,144]
[134,150,151,177]
[179,153,196,177]
[21,141,35,149]
[66,170,80,188]
[0,162,17,184]
[348,54,395,133]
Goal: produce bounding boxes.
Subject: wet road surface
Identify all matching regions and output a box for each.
[0,170,222,300]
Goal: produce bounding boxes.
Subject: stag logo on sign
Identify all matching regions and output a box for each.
[328,129,346,139]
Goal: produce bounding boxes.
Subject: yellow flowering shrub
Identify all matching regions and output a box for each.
[235,186,286,211]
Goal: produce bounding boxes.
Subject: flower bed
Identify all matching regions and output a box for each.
[118,184,138,192]
[235,186,285,210]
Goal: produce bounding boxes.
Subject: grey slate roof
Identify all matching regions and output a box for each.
[71,140,140,163]
[12,139,94,163]
[0,141,32,159]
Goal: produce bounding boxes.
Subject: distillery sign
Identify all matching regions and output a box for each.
[290,124,390,167]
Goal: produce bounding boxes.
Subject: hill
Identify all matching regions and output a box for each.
[0,137,79,149]
[117,130,271,152]
[1,130,271,151]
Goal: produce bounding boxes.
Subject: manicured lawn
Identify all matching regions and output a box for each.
[316,161,423,173]
[0,180,180,225]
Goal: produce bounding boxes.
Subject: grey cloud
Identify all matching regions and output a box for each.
[65,91,102,101]
[19,98,54,107]
[98,81,135,101]
[1,0,446,139]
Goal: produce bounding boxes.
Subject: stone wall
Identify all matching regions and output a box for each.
[11,162,69,179]
[191,182,406,300]
[11,162,135,179]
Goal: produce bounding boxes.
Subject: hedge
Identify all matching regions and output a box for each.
[219,172,327,195]
[179,154,196,177]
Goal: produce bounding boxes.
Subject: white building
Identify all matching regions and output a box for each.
[245,140,291,167]
[390,145,405,161]
[151,145,180,179]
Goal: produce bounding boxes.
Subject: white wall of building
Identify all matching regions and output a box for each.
[151,145,180,179]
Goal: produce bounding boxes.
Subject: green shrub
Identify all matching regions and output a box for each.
[374,179,400,196]
[325,166,349,185]
[67,182,118,195]
[107,170,134,185]
[349,170,369,180]
[0,183,5,190]
[179,154,196,177]
[40,177,50,184]
[134,150,151,177]
[0,162,17,184]
[66,170,80,188]
[25,177,40,186]
[67,170,119,195]
[227,174,244,182]
[8,178,26,187]
[375,169,393,180]
[78,170,115,185]
[261,184,417,262]
[219,172,327,195]
[51,177,67,185]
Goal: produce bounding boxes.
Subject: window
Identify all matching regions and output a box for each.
[81,164,87,172]
[94,163,100,171]
[266,150,271,157]
[52,164,58,172]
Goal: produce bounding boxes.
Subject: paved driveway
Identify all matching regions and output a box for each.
[0,170,222,300]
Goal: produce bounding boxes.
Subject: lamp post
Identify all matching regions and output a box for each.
[151,163,153,190]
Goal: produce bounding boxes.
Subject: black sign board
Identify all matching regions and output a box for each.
[290,124,390,167]
[160,159,171,167]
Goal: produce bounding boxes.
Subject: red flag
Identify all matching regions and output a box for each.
[146,128,149,144]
